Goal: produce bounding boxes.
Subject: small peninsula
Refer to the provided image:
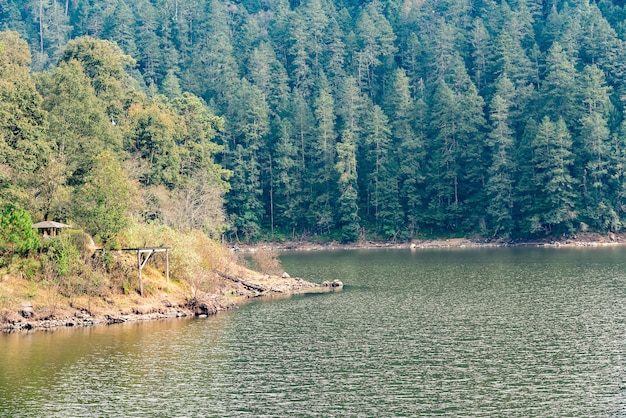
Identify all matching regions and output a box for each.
[0,227,343,333]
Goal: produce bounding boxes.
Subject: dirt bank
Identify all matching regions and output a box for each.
[0,264,342,333]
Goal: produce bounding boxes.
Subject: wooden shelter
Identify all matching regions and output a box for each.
[32,221,72,238]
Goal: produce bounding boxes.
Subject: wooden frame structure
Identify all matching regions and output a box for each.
[122,247,171,296]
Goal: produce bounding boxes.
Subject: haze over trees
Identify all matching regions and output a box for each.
[3,0,626,241]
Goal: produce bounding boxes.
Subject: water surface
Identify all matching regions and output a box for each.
[1,247,625,416]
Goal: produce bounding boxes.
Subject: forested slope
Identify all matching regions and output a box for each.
[4,0,626,241]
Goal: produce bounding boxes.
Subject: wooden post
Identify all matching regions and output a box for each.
[137,251,143,296]
[165,249,169,283]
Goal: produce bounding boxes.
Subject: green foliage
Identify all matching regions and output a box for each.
[73,152,137,246]
[336,129,360,242]
[7,0,626,241]
[0,31,51,211]
[0,206,40,255]
[19,258,41,281]
[45,234,83,277]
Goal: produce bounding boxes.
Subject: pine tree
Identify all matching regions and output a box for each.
[270,119,303,236]
[399,98,427,237]
[486,93,516,237]
[578,64,617,230]
[531,117,578,235]
[336,129,359,242]
[223,79,269,241]
[541,42,581,127]
[470,18,491,92]
[309,83,337,234]
[426,80,461,231]
[361,103,402,238]
[354,0,396,98]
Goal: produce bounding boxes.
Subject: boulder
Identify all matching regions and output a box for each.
[281,272,291,278]
[19,302,34,319]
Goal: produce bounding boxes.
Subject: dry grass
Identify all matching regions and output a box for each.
[249,248,283,276]
[0,221,312,330]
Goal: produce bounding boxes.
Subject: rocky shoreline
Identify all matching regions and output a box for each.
[235,232,626,252]
[1,272,343,333]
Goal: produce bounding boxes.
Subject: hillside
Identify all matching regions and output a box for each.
[4,0,626,240]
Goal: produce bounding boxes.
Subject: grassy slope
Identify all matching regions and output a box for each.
[0,224,336,332]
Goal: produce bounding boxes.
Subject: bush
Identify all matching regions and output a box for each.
[45,235,82,277]
[42,232,110,300]
[250,248,283,276]
[122,220,232,297]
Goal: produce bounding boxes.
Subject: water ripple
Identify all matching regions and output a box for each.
[1,248,625,416]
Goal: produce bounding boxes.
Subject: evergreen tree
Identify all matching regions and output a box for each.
[309,83,337,234]
[426,80,461,231]
[399,98,427,238]
[0,206,40,255]
[354,0,396,97]
[287,13,314,98]
[223,78,269,241]
[470,18,491,92]
[541,42,581,127]
[531,117,578,235]
[428,55,488,232]
[184,0,239,106]
[102,0,138,59]
[578,64,617,230]
[516,117,539,235]
[361,103,401,238]
[270,119,303,236]
[486,92,516,237]
[335,129,359,242]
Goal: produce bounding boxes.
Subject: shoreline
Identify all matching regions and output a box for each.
[3,231,621,333]
[234,232,626,252]
[1,270,343,333]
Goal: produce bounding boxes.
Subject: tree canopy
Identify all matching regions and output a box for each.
[4,0,626,241]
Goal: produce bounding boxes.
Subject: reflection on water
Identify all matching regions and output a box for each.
[2,247,626,416]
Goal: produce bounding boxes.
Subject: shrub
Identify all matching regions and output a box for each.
[250,248,283,276]
[122,220,232,297]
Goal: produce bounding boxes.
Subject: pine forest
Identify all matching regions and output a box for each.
[3,0,626,243]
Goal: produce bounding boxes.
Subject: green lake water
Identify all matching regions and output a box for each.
[1,247,626,416]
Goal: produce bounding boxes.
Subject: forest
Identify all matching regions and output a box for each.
[3,0,626,242]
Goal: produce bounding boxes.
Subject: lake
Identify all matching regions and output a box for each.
[1,247,626,416]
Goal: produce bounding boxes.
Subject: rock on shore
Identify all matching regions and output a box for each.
[1,272,342,333]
